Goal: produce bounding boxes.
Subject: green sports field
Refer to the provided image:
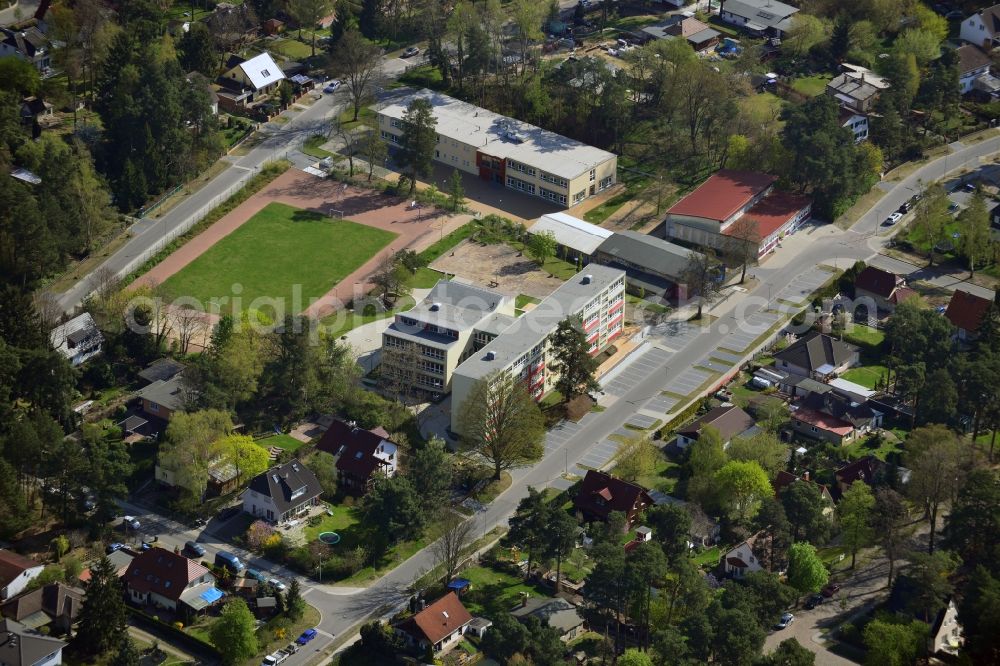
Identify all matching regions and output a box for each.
[160,202,397,314]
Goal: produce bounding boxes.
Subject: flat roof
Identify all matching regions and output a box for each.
[530,212,613,256]
[380,90,617,181]
[828,73,880,102]
[723,0,799,29]
[453,265,625,381]
[401,280,511,332]
[724,190,812,239]
[666,170,777,223]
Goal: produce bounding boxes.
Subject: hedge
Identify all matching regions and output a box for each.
[127,607,222,659]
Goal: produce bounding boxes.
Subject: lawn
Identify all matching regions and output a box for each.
[843,324,885,349]
[320,294,415,338]
[159,202,397,315]
[633,457,681,495]
[303,503,361,542]
[337,106,378,128]
[692,546,721,568]
[460,565,548,617]
[418,221,477,263]
[257,433,310,454]
[515,294,541,309]
[739,92,786,125]
[840,364,888,390]
[271,38,315,60]
[302,134,334,159]
[583,174,650,224]
[790,73,833,97]
[413,266,447,288]
[842,431,903,461]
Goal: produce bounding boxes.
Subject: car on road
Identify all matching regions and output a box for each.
[897,201,912,214]
[296,629,318,645]
[215,550,245,574]
[804,593,824,609]
[882,212,903,226]
[122,516,141,530]
[106,542,125,554]
[184,541,206,557]
[822,583,841,597]
[401,46,420,58]
[285,643,299,654]
[323,80,341,93]
[246,568,267,583]
[775,612,795,630]
[268,578,287,592]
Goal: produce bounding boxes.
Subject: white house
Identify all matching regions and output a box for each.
[960,4,1000,50]
[49,313,103,367]
[724,532,768,578]
[395,592,473,655]
[840,109,869,143]
[957,44,993,94]
[0,551,44,601]
[221,51,286,95]
[718,0,799,38]
[0,619,67,666]
[242,459,323,525]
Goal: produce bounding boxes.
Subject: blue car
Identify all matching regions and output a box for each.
[296,629,318,645]
[106,543,125,554]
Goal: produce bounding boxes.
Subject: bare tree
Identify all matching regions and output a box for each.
[724,217,761,284]
[175,305,208,354]
[332,119,359,177]
[678,251,723,319]
[33,292,64,329]
[431,514,477,584]
[89,265,121,302]
[329,29,384,122]
[361,130,387,181]
[210,4,259,73]
[379,340,421,402]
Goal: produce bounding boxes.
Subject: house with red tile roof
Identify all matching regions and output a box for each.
[724,530,772,578]
[573,471,654,527]
[944,289,995,341]
[316,420,398,495]
[833,456,886,499]
[395,592,473,655]
[664,169,811,257]
[123,547,222,615]
[854,266,911,312]
[0,551,44,602]
[790,406,857,446]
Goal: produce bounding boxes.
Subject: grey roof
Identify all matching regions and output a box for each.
[105,549,135,573]
[795,377,832,395]
[688,27,721,44]
[0,619,66,666]
[596,231,701,281]
[476,312,518,337]
[827,73,880,103]
[49,313,102,358]
[380,90,617,181]
[138,357,187,384]
[453,265,625,381]
[774,331,858,372]
[247,459,322,514]
[641,23,678,40]
[134,375,191,412]
[0,27,48,58]
[402,280,511,333]
[510,598,584,634]
[530,212,613,256]
[722,0,799,30]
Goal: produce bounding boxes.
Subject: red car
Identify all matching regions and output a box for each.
[821,583,841,597]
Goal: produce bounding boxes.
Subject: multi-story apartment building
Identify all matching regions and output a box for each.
[380,280,517,396]
[377,89,618,207]
[450,266,626,434]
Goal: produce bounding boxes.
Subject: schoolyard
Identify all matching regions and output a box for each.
[158,202,396,316]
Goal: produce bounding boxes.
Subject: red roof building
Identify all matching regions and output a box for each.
[790,406,857,446]
[396,592,473,654]
[944,289,994,340]
[124,547,221,614]
[573,470,654,527]
[665,170,811,257]
[0,551,44,601]
[316,420,399,495]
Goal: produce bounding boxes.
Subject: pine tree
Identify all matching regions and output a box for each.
[285,579,305,621]
[75,556,127,656]
[110,636,141,666]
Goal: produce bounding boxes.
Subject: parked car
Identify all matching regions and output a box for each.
[261,648,290,666]
[285,643,299,654]
[897,201,912,214]
[106,542,125,554]
[323,80,341,93]
[268,578,287,592]
[949,201,961,213]
[184,541,206,557]
[775,612,795,629]
[401,46,420,58]
[882,212,903,226]
[945,9,964,19]
[296,629,318,645]
[215,550,245,574]
[822,583,841,597]
[246,568,267,583]
[804,593,824,609]
[122,516,141,530]
[963,182,977,192]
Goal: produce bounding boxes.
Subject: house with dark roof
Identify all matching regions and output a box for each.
[394,592,473,655]
[944,289,994,341]
[134,374,192,422]
[854,266,909,312]
[675,405,757,449]
[0,27,50,71]
[124,547,222,615]
[834,456,886,497]
[573,470,653,527]
[724,530,771,578]
[773,471,834,515]
[510,597,585,642]
[718,0,799,38]
[640,15,720,51]
[593,231,705,300]
[49,313,103,367]
[242,459,322,525]
[0,618,67,666]
[138,358,187,385]
[316,420,398,495]
[956,45,993,95]
[827,71,883,114]
[0,552,44,602]
[961,3,1000,50]
[774,331,859,380]
[1,583,83,635]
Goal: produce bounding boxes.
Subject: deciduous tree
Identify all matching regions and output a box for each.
[837,482,875,569]
[872,487,909,587]
[781,481,830,544]
[786,542,828,597]
[431,513,476,584]
[862,618,929,666]
[904,425,962,553]
[724,217,760,284]
[958,188,992,277]
[679,251,722,319]
[287,0,333,54]
[210,598,259,665]
[714,460,772,525]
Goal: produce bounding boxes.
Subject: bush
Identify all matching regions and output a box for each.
[246,520,277,551]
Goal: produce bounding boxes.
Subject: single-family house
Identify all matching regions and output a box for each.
[124,547,222,615]
[854,266,909,312]
[956,45,993,95]
[137,358,186,385]
[157,455,238,498]
[134,375,192,422]
[675,405,756,449]
[0,552,44,602]
[724,530,771,578]
[668,17,721,51]
[242,459,322,525]
[944,289,995,341]
[0,27,50,71]
[1,584,83,635]
[832,455,913,499]
[960,4,1000,50]
[217,52,286,111]
[49,313,103,367]
[528,212,613,265]
[395,592,473,655]
[593,231,705,301]
[827,71,883,114]
[772,471,834,515]
[839,107,869,143]
[773,331,859,380]
[20,96,54,136]
[573,471,654,527]
[79,549,135,585]
[790,406,857,445]
[0,618,67,666]
[510,597,586,642]
[718,0,799,38]
[316,419,399,495]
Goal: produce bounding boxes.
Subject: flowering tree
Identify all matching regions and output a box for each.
[247,520,276,551]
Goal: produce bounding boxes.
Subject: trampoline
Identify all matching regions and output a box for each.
[318,531,341,545]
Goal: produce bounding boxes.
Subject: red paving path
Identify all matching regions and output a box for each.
[136,169,469,318]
